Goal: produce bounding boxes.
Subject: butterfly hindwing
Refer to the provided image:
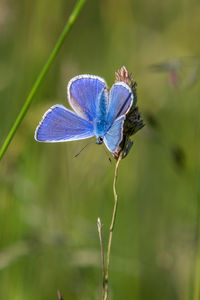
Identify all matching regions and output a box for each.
[107,82,133,127]
[104,115,125,152]
[35,105,94,142]
[67,75,107,122]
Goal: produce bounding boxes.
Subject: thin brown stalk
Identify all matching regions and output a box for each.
[97,218,105,298]
[103,152,123,300]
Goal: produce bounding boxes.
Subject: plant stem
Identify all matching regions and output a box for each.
[0,0,87,162]
[103,153,123,300]
[97,217,105,299]
[193,242,200,300]
[193,166,200,300]
[192,97,200,300]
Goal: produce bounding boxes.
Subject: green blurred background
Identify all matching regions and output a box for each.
[0,0,200,299]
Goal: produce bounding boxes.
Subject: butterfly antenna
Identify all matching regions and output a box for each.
[102,145,112,163]
[74,140,94,158]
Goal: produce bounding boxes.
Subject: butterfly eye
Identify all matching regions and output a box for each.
[97,136,103,144]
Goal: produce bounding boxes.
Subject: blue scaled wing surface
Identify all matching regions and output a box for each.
[107,82,134,126]
[35,105,94,142]
[104,115,125,152]
[103,82,134,152]
[67,75,107,121]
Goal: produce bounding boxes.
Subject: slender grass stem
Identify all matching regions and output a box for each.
[193,166,200,300]
[103,153,123,300]
[193,243,200,300]
[97,218,105,299]
[0,0,87,162]
[192,97,200,300]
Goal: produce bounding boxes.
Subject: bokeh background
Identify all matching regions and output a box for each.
[0,0,200,299]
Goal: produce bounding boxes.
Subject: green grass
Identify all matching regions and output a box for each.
[0,0,87,161]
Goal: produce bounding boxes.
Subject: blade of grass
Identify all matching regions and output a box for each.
[193,151,200,300]
[0,0,87,161]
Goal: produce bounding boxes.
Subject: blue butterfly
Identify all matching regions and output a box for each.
[34,75,134,152]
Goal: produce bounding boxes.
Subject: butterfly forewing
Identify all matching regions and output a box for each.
[35,105,94,142]
[67,75,107,122]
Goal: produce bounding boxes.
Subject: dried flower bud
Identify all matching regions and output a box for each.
[115,66,132,86]
[115,66,137,104]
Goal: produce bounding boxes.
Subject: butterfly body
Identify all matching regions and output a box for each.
[35,75,134,152]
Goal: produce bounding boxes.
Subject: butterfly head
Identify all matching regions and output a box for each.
[96,136,103,145]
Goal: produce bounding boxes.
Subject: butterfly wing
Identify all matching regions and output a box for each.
[67,75,107,121]
[107,82,134,127]
[94,87,109,136]
[35,105,94,142]
[103,115,125,152]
